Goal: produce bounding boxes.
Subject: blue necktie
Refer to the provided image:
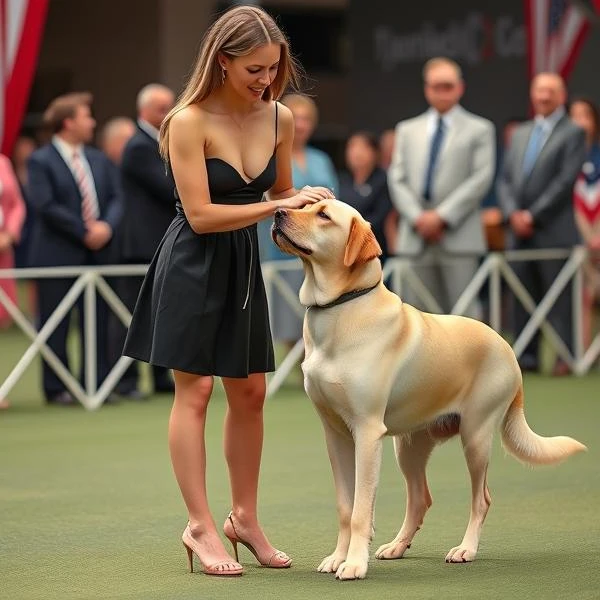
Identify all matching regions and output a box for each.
[423,117,445,201]
[522,122,545,177]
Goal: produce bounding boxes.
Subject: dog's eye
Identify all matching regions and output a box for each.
[317,211,331,221]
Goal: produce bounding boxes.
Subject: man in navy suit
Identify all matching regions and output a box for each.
[114,84,176,397]
[27,92,123,405]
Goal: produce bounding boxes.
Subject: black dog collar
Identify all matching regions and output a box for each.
[308,282,380,310]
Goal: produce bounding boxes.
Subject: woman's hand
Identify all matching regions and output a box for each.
[276,186,335,210]
[302,185,335,200]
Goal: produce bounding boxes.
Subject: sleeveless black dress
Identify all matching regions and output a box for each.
[123,106,278,378]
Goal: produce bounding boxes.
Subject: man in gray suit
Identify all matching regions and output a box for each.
[497,72,586,374]
[388,57,495,318]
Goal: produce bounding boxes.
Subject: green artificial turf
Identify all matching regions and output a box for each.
[1,324,599,600]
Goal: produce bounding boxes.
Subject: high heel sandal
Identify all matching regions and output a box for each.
[181,525,243,576]
[224,511,292,568]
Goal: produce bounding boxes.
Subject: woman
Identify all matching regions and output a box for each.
[339,131,394,261]
[570,97,600,348]
[260,93,338,350]
[123,6,333,577]
[0,153,26,409]
[11,136,37,269]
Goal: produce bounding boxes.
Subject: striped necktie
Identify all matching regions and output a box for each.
[71,150,99,222]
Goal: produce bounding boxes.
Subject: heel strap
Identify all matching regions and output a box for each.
[227,511,239,538]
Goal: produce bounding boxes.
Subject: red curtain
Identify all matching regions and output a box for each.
[1,0,49,156]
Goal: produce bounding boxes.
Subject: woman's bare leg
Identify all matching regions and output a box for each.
[170,370,240,571]
[221,373,290,565]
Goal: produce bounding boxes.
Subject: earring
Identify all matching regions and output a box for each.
[221,67,226,85]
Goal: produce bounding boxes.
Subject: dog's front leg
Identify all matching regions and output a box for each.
[317,416,356,574]
[336,421,386,581]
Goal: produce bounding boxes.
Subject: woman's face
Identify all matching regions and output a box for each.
[346,136,377,173]
[570,101,596,139]
[221,43,281,103]
[289,103,315,148]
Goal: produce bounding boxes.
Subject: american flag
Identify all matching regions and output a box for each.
[524,0,599,79]
[0,0,48,155]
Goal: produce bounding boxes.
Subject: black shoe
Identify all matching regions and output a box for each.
[47,391,77,406]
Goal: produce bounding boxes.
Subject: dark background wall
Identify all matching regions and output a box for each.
[348,0,600,133]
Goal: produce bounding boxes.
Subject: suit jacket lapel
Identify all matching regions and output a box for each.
[84,147,101,201]
[437,108,462,166]
[49,144,83,200]
[514,122,534,190]
[413,113,431,190]
[532,115,567,172]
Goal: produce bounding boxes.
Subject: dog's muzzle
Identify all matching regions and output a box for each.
[271,210,312,255]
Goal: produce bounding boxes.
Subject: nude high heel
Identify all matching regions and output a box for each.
[181,525,243,576]
[224,512,292,568]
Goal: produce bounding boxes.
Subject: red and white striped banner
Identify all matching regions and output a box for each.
[524,0,600,80]
[0,0,48,156]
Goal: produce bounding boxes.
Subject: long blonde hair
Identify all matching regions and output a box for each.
[159,5,301,160]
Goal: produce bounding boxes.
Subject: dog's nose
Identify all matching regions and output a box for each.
[274,209,287,225]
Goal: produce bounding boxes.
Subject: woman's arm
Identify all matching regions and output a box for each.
[267,104,297,201]
[170,106,280,233]
[171,105,330,234]
[266,104,334,202]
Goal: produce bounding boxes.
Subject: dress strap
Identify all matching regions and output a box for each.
[274,102,279,153]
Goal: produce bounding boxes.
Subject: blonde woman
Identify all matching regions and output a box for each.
[124,5,333,577]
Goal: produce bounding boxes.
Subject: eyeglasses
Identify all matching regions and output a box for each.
[426,82,457,92]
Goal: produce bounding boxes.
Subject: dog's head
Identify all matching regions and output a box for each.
[271,200,382,306]
[271,200,382,268]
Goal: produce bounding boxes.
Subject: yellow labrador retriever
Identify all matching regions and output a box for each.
[271,200,586,581]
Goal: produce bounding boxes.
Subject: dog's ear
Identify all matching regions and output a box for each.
[343,217,382,267]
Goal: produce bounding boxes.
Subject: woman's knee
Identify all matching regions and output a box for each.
[224,376,266,413]
[173,371,213,413]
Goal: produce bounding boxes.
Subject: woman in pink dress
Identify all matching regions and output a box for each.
[0,153,26,409]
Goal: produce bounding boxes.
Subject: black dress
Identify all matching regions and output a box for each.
[123,107,278,378]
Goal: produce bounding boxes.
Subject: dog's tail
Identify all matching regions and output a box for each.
[501,386,586,465]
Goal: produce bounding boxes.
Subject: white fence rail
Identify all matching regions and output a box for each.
[1,248,598,409]
[0,265,146,410]
[263,247,600,396]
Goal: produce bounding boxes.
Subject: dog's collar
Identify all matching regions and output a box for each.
[307,282,380,310]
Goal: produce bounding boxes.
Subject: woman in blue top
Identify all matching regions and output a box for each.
[260,94,338,349]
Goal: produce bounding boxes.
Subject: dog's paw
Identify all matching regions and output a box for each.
[375,539,411,560]
[335,559,368,580]
[445,545,477,563]
[317,553,346,574]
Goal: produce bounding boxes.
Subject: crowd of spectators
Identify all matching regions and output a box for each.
[1,56,599,408]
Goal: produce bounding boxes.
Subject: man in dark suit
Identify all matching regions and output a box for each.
[498,73,586,374]
[116,83,176,397]
[27,92,123,405]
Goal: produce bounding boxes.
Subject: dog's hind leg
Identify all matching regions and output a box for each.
[445,422,494,563]
[375,429,436,560]
[317,416,356,575]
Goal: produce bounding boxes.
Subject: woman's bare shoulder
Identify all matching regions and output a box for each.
[275,101,293,123]
[169,105,209,153]
[275,101,293,135]
[170,104,208,130]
